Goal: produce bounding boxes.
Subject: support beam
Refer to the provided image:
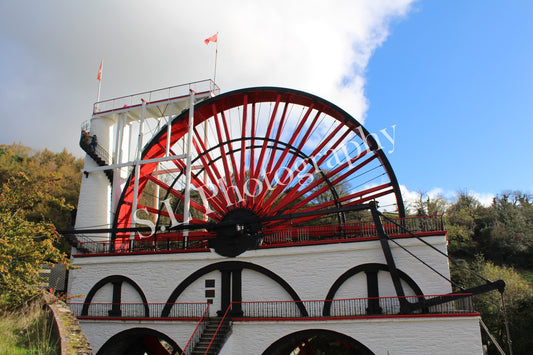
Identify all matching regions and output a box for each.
[129,100,147,246]
[369,201,409,313]
[183,90,195,248]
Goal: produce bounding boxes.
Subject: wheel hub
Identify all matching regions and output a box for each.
[208,208,263,257]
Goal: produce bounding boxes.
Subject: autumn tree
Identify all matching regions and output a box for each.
[0,174,71,309]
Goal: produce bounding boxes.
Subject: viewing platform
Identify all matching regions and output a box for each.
[69,215,444,257]
[91,79,220,120]
[68,294,475,321]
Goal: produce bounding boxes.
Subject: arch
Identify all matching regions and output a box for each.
[81,275,149,317]
[262,329,375,355]
[96,327,181,355]
[323,263,424,316]
[162,261,307,317]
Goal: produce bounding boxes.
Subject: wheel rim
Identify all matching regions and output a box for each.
[113,87,405,255]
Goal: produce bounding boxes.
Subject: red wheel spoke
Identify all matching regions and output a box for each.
[239,95,248,207]
[212,105,240,206]
[265,102,290,179]
[191,133,232,212]
[266,123,350,213]
[220,111,241,192]
[248,102,257,208]
[113,88,405,249]
[261,109,321,210]
[165,146,227,217]
[249,95,281,205]
[144,174,222,221]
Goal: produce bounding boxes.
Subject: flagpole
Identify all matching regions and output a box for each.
[96,60,103,103]
[214,33,218,83]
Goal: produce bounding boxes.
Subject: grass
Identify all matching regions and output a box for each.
[0,296,60,355]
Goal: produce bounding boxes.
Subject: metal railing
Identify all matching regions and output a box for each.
[262,215,443,246]
[68,294,474,321]
[180,304,211,355]
[68,302,209,320]
[70,215,444,256]
[205,305,233,354]
[92,79,220,114]
[79,133,112,165]
[235,294,474,319]
[74,237,210,255]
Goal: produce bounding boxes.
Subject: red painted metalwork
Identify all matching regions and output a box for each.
[112,87,405,249]
[74,215,443,256]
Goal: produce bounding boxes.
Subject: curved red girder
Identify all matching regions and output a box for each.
[113,87,405,245]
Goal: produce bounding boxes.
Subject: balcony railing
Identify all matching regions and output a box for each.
[68,302,209,320]
[70,215,444,256]
[236,294,475,319]
[92,79,220,115]
[262,214,443,246]
[67,294,474,321]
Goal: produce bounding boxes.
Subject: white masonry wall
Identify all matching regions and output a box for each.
[69,235,451,307]
[221,316,483,355]
[68,235,460,353]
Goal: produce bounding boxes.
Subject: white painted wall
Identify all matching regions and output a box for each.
[221,316,483,355]
[80,315,483,354]
[67,235,476,353]
[69,236,451,307]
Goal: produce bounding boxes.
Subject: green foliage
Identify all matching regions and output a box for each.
[0,295,60,354]
[441,191,533,353]
[477,192,533,268]
[0,143,83,231]
[409,190,448,216]
[445,192,482,257]
[0,174,71,309]
[445,191,533,268]
[465,258,532,354]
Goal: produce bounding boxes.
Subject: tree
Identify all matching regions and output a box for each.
[445,192,483,258]
[476,192,533,268]
[409,190,448,216]
[0,174,71,309]
[468,257,532,355]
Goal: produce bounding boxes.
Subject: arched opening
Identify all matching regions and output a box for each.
[263,329,375,355]
[97,328,181,355]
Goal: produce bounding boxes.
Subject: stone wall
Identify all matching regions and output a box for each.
[45,293,93,355]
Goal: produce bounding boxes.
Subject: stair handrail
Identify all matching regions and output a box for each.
[204,304,233,354]
[180,303,210,355]
[79,131,112,165]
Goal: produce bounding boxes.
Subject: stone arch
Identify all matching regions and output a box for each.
[162,261,307,317]
[323,263,424,316]
[96,327,181,355]
[262,329,375,355]
[82,275,149,317]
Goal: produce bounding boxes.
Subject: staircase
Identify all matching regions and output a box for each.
[190,316,232,355]
[79,133,113,184]
[64,234,103,254]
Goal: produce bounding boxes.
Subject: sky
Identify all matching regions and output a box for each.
[0,1,531,207]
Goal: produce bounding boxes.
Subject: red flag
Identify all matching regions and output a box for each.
[97,60,103,81]
[204,33,218,45]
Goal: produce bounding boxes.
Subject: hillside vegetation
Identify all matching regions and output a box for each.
[0,143,531,354]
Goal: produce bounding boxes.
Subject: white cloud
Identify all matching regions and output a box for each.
[400,185,495,211]
[0,0,414,154]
